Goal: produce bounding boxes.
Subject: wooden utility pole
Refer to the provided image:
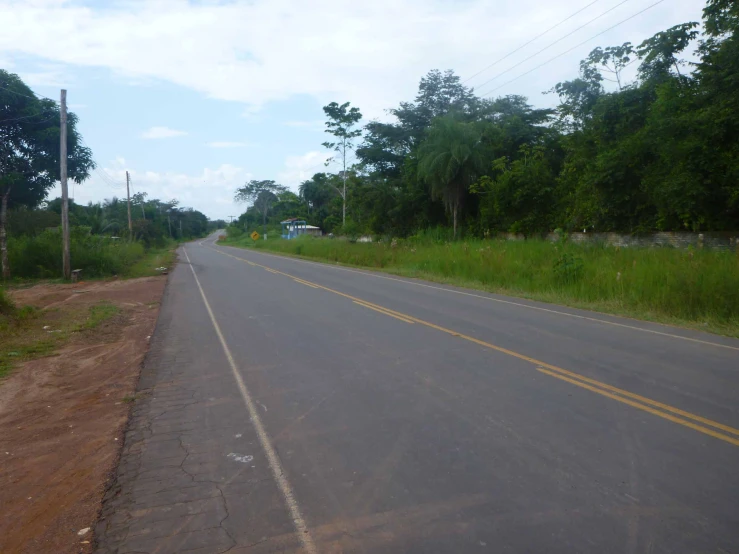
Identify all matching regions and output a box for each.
[60,89,71,281]
[126,171,133,238]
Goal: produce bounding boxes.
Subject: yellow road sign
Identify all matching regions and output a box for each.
[251,231,260,241]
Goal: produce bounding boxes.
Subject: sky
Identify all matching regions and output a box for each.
[0,0,705,221]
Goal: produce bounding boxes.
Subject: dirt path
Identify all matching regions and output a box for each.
[0,277,167,554]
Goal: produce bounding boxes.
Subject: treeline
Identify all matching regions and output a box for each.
[236,0,738,239]
[9,197,210,245]
[1,67,215,279]
[4,197,211,278]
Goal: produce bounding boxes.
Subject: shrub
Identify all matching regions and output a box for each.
[0,287,14,316]
[553,253,584,283]
[7,229,146,279]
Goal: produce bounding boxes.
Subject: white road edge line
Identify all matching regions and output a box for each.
[183,247,318,554]
[214,243,739,352]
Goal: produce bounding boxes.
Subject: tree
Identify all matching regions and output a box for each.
[583,43,636,91]
[234,180,287,234]
[392,70,479,145]
[0,70,94,278]
[417,115,485,238]
[322,101,362,227]
[474,144,562,236]
[299,173,337,213]
[636,23,699,82]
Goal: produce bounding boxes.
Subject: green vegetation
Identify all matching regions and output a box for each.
[231,1,739,241]
[4,198,208,280]
[2,69,216,282]
[122,244,177,278]
[8,231,145,279]
[222,0,739,336]
[0,287,13,316]
[222,233,739,336]
[0,299,121,378]
[1,69,94,279]
[83,302,120,330]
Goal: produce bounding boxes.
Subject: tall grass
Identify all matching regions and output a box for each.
[224,233,739,332]
[0,287,13,316]
[7,229,146,279]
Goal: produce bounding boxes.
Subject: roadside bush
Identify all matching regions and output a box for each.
[553,253,584,283]
[0,288,13,316]
[7,229,146,279]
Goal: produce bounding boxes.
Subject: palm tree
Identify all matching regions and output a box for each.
[417,115,484,239]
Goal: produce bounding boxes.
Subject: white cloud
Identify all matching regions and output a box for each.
[283,120,324,130]
[277,151,334,190]
[207,141,250,148]
[18,69,69,88]
[141,126,188,139]
[53,162,250,220]
[0,0,704,118]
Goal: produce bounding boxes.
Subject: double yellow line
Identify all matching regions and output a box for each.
[211,246,739,447]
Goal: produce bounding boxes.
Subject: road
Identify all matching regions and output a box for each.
[95,234,739,554]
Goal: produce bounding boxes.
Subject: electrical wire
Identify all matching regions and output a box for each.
[77,135,126,190]
[472,0,632,93]
[94,166,126,190]
[480,0,666,97]
[0,82,58,103]
[0,111,57,125]
[0,82,126,199]
[463,0,603,84]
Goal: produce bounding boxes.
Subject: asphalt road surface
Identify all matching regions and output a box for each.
[95,234,739,554]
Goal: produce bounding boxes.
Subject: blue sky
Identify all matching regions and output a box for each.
[0,0,704,220]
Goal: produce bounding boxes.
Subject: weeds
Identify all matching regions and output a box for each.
[1,300,123,378]
[82,302,120,330]
[121,243,177,278]
[7,230,146,279]
[553,253,584,284]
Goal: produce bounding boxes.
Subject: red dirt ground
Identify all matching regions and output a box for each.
[0,277,167,554]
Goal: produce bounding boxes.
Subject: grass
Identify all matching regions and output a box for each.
[122,243,177,278]
[0,287,14,317]
[8,230,146,279]
[82,302,121,329]
[220,233,739,337]
[0,298,122,379]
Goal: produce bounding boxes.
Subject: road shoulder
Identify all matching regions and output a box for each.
[0,276,167,554]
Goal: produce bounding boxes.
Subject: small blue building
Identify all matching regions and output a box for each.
[281,218,307,239]
[281,218,322,239]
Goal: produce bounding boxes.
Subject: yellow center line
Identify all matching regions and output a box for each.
[536,368,739,447]
[353,301,415,324]
[293,278,319,289]
[208,245,739,447]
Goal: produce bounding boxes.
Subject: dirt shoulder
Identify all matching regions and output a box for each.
[0,276,167,554]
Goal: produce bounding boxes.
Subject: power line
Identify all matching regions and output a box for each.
[480,0,666,97]
[472,0,632,93]
[77,135,127,190]
[0,82,58,103]
[0,112,57,126]
[0,82,128,197]
[94,166,126,190]
[463,0,604,84]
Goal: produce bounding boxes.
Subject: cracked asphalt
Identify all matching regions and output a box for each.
[95,235,739,553]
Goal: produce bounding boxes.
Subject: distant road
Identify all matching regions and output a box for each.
[96,233,739,553]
